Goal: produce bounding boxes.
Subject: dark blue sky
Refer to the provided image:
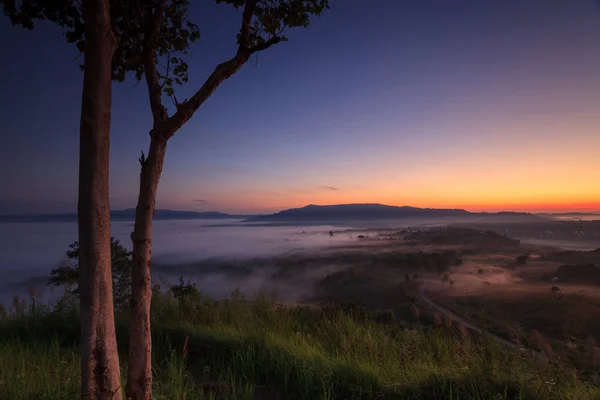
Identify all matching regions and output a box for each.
[2,0,600,214]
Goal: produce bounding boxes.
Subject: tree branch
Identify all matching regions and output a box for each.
[238,0,258,53]
[152,0,284,140]
[143,0,168,124]
[249,36,284,53]
[155,54,248,138]
[158,52,171,91]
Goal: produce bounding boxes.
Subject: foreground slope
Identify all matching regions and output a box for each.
[1,291,598,399]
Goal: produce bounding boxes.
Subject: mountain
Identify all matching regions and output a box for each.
[244,203,469,222]
[243,204,538,223]
[538,212,600,217]
[481,211,536,217]
[0,209,250,223]
[0,204,540,224]
[111,209,251,220]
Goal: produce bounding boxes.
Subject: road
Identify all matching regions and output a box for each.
[417,285,549,362]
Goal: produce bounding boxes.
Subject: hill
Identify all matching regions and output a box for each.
[2,290,598,399]
[553,263,600,284]
[0,209,250,223]
[1,204,538,224]
[539,212,600,217]
[244,203,534,223]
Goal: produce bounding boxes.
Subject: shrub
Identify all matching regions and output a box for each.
[373,309,395,324]
[516,254,529,265]
[452,258,464,266]
[48,237,132,309]
[170,277,201,299]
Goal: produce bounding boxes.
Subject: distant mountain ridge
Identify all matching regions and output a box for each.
[244,203,536,223]
[0,203,542,224]
[0,209,250,223]
[538,212,600,216]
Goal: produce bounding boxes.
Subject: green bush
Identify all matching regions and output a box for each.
[48,237,132,309]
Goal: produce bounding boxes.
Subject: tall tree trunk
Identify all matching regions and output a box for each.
[126,135,168,400]
[78,0,121,399]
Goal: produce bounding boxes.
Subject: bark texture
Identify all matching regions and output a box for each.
[126,136,167,400]
[78,0,121,399]
[125,3,284,398]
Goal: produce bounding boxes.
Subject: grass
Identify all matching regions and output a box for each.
[0,290,599,399]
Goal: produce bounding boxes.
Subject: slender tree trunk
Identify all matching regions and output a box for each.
[78,1,121,399]
[126,135,168,400]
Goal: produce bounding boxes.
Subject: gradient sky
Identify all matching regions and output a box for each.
[1,0,600,215]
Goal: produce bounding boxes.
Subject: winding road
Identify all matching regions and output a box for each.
[417,285,549,362]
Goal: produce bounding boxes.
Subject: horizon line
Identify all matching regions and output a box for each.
[1,202,599,217]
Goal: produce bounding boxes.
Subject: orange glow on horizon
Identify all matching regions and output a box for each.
[182,190,600,214]
[227,190,600,214]
[177,129,600,215]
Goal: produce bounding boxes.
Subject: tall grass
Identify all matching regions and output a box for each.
[0,290,598,399]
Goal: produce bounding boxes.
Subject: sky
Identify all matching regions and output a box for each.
[1,0,600,215]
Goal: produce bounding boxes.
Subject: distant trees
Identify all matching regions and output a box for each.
[442,273,450,284]
[372,251,459,274]
[516,254,530,265]
[50,238,133,310]
[452,258,464,266]
[51,238,202,307]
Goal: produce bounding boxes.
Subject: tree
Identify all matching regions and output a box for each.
[124,1,328,397]
[2,0,123,397]
[4,0,328,396]
[516,254,529,265]
[49,238,133,310]
[442,273,450,283]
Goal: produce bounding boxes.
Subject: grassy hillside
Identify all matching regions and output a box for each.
[0,290,598,400]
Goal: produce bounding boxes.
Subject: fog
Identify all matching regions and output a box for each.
[0,219,362,304]
[3,216,597,307]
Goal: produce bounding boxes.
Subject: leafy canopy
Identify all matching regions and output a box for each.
[2,0,328,97]
[50,237,204,310]
[49,237,133,309]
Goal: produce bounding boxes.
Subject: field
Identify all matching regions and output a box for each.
[1,225,600,399]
